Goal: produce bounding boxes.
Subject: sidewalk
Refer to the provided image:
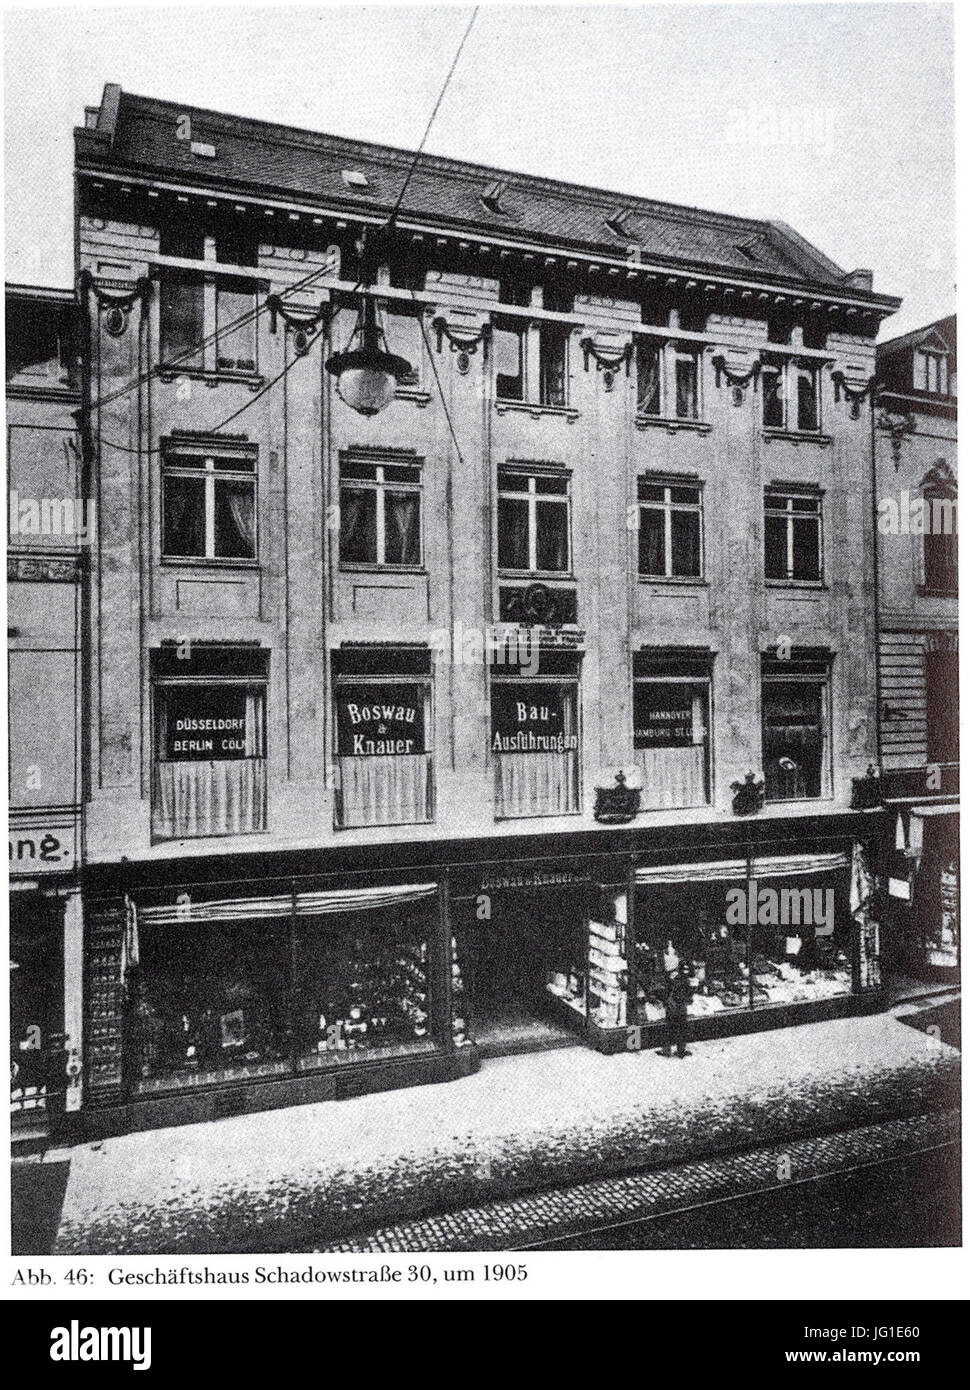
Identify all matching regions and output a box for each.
[42,1011,960,1255]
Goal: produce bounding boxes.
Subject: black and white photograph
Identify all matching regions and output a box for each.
[3,0,963,1325]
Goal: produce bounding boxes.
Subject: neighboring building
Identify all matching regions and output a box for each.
[875,315,958,978]
[67,83,900,1137]
[6,284,84,1139]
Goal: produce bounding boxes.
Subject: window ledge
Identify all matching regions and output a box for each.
[763,428,833,446]
[498,572,576,584]
[635,415,710,434]
[765,580,828,591]
[156,365,264,391]
[339,564,427,577]
[637,575,707,588]
[161,556,260,570]
[494,399,579,422]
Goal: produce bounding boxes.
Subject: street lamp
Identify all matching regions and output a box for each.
[325,284,414,418]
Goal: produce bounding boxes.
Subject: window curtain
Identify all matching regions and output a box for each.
[638,693,707,808]
[637,351,661,413]
[337,753,432,827]
[676,358,697,418]
[160,272,204,367]
[535,500,568,572]
[216,281,257,369]
[540,334,567,407]
[153,689,266,840]
[385,490,420,566]
[498,495,530,570]
[339,487,376,563]
[495,690,579,817]
[219,481,256,558]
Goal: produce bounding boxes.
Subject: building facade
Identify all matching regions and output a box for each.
[875,315,958,978]
[63,83,902,1136]
[6,284,84,1139]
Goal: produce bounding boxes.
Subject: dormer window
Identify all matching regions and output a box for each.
[914,348,949,396]
[481,179,508,215]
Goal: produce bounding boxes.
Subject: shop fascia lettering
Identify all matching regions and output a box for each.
[171,715,246,756]
[344,700,418,756]
[492,699,578,754]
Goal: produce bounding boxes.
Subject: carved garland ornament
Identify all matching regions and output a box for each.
[82,270,152,338]
[711,354,761,406]
[832,372,876,419]
[266,294,329,355]
[579,337,633,392]
[431,316,491,374]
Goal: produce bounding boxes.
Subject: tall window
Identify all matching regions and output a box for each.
[151,646,268,840]
[497,467,571,574]
[158,227,259,374]
[491,653,580,818]
[383,306,422,387]
[926,642,959,765]
[922,484,958,595]
[638,476,703,579]
[636,339,701,420]
[762,654,831,802]
[762,357,821,433]
[764,488,822,582]
[633,651,712,808]
[493,313,571,407]
[339,456,422,569]
[162,443,257,561]
[333,647,433,829]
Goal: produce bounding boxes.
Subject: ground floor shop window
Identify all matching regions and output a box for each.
[294,901,436,1069]
[632,853,854,1026]
[127,882,443,1094]
[491,654,580,818]
[333,647,433,828]
[151,645,268,841]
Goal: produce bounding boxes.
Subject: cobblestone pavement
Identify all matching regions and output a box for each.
[51,1012,959,1254]
[321,1110,960,1251]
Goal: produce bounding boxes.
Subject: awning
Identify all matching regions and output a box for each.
[136,881,438,927]
[635,851,848,887]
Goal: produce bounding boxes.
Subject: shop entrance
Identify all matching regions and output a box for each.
[459,886,590,1056]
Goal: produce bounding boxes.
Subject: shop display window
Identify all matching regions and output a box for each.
[131,922,291,1092]
[295,902,436,1069]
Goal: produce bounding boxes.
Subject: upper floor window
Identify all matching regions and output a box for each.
[922,488,958,595]
[638,476,703,579]
[158,228,259,374]
[339,456,422,569]
[494,314,571,408]
[491,651,581,819]
[497,467,571,575]
[761,653,831,802]
[636,339,702,421]
[332,646,433,829]
[914,349,949,396]
[151,644,268,841]
[762,357,821,433]
[764,488,822,582]
[162,443,257,562]
[633,650,712,809]
[383,306,422,388]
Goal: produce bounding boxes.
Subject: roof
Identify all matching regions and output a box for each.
[877,313,956,361]
[76,85,898,308]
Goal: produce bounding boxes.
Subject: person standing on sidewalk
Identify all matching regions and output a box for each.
[663,961,693,1058]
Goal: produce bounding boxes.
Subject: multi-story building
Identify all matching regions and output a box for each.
[875,315,958,978]
[6,284,84,1140]
[68,83,900,1136]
